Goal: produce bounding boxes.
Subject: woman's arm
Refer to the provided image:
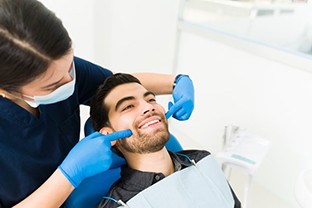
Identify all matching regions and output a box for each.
[132,73,175,95]
[13,131,132,208]
[13,169,74,208]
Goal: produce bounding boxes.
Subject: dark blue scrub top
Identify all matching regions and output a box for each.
[0,57,113,207]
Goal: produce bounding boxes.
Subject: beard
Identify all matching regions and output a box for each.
[116,122,170,154]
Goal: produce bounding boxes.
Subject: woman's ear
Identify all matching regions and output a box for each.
[0,89,7,98]
[99,127,117,146]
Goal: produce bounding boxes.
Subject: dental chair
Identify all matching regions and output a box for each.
[63,118,183,208]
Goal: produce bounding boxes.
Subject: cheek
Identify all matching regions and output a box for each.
[156,105,166,115]
[110,115,134,131]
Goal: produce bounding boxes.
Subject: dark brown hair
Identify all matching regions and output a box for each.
[0,0,72,93]
[90,73,141,131]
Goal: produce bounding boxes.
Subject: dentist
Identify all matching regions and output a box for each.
[0,0,194,207]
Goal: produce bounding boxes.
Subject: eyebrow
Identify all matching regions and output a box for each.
[41,61,73,90]
[114,91,156,112]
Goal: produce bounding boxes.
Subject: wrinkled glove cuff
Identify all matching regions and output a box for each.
[58,166,80,188]
[173,74,189,90]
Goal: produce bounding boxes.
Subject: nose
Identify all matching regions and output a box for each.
[142,102,155,116]
[63,75,72,83]
[61,68,74,84]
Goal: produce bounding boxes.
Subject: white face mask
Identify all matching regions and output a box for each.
[23,63,76,108]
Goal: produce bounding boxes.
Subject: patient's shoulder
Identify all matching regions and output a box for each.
[176,149,211,162]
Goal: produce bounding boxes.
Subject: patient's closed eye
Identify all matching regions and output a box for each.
[148,98,156,103]
[122,104,134,112]
[145,94,156,103]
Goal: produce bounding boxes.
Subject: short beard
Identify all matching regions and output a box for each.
[117,128,170,154]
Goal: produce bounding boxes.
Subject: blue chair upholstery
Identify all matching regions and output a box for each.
[64,118,183,208]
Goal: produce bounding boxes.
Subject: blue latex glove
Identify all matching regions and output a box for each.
[166,75,194,120]
[58,130,132,188]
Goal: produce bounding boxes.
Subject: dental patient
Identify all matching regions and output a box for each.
[90,73,241,208]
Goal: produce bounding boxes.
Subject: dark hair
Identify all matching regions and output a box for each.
[90,73,141,131]
[0,0,72,93]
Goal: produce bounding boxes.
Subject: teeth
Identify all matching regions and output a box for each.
[141,120,159,128]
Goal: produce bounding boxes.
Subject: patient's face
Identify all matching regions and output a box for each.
[104,82,170,153]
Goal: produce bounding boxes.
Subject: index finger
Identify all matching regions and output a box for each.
[105,129,132,142]
[166,100,183,119]
[165,110,173,120]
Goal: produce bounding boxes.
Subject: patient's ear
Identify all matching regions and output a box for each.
[99,127,117,146]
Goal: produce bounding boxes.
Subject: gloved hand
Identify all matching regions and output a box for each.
[58,130,132,188]
[166,75,194,121]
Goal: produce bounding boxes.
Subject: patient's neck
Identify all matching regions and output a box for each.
[124,147,174,176]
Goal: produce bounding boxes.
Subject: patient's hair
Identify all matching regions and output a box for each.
[90,73,141,131]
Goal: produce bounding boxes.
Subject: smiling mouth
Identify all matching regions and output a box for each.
[139,119,161,129]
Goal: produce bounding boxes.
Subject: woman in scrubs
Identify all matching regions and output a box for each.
[0,0,194,207]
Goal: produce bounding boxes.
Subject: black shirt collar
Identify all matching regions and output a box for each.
[118,151,195,191]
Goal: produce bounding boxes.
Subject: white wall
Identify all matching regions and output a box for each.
[175,31,312,208]
[93,0,180,73]
[38,1,312,207]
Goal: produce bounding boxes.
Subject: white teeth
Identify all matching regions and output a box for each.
[141,120,159,128]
